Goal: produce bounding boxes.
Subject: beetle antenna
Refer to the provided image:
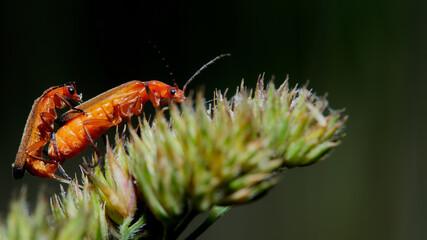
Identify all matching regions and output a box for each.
[183,53,231,92]
[148,41,179,89]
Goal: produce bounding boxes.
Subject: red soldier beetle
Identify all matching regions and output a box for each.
[13,82,83,179]
[47,54,230,176]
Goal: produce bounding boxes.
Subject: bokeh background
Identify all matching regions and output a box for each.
[1,1,426,239]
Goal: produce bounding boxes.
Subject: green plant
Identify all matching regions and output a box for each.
[2,76,347,239]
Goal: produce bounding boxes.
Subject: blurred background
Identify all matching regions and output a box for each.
[1,0,426,239]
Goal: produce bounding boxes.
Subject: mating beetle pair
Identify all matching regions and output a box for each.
[13,54,229,180]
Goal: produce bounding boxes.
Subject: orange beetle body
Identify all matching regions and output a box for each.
[13,82,82,179]
[48,80,185,162]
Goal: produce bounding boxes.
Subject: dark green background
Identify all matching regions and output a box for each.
[1,1,426,239]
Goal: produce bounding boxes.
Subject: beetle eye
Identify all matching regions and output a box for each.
[170,89,176,95]
[68,87,75,95]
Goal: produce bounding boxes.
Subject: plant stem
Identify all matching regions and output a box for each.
[167,209,198,240]
[185,206,231,240]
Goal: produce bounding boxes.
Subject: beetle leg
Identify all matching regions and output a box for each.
[26,140,59,166]
[52,133,61,160]
[49,133,70,180]
[117,92,144,120]
[27,134,59,163]
[26,146,55,164]
[145,82,160,107]
[26,139,48,156]
[57,164,71,181]
[82,119,114,168]
[26,154,52,162]
[25,140,57,164]
[39,112,56,133]
[54,92,86,114]
[131,96,144,115]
